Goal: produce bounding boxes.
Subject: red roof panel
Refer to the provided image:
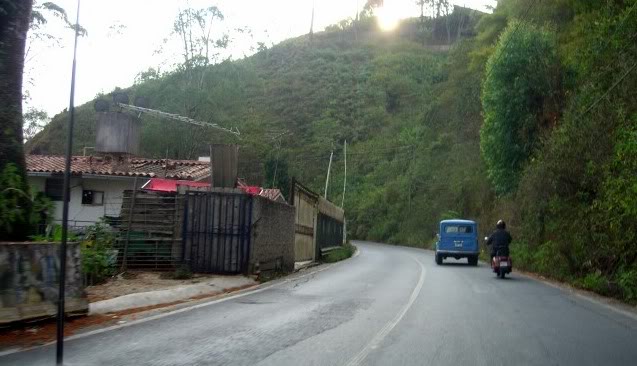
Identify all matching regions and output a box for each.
[143,178,210,192]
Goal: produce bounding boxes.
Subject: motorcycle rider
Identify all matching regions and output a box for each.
[486,220,512,261]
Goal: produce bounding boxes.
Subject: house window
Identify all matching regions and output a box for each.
[45,177,65,201]
[82,190,104,205]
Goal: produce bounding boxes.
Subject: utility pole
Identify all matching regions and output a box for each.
[209,145,214,189]
[272,138,282,188]
[408,146,415,213]
[309,0,316,42]
[354,0,360,41]
[58,1,81,364]
[342,140,348,245]
[341,140,347,208]
[324,149,334,199]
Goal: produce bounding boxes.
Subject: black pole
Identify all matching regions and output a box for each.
[57,1,81,364]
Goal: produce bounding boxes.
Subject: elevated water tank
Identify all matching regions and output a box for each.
[212,144,239,187]
[95,112,141,155]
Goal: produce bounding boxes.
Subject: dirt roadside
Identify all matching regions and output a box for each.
[85,272,232,302]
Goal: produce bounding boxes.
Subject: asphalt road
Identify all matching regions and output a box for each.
[3,241,637,366]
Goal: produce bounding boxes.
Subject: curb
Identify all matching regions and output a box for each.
[89,279,256,315]
[293,261,319,272]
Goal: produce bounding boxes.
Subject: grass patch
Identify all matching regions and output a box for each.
[322,243,356,263]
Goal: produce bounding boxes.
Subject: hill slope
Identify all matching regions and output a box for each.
[28,2,637,301]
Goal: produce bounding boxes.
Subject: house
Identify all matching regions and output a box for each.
[26,154,211,228]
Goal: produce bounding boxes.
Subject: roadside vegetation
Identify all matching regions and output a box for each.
[14,0,637,302]
[322,243,356,263]
[29,220,118,286]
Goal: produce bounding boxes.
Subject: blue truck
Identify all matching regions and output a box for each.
[435,219,479,266]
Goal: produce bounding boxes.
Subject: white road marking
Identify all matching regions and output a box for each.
[345,255,426,366]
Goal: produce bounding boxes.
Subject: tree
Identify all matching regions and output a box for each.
[0,0,34,239]
[265,156,290,194]
[141,6,232,160]
[28,1,87,59]
[361,0,383,18]
[480,21,561,194]
[23,107,48,142]
[24,1,87,143]
[172,6,226,74]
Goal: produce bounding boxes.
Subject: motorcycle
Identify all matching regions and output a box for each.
[484,237,512,279]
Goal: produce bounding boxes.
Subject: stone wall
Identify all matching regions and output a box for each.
[0,243,88,325]
[250,196,295,273]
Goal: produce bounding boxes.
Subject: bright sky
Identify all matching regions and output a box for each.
[26,0,496,118]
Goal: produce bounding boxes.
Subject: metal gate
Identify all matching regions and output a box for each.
[182,191,253,274]
[316,213,344,256]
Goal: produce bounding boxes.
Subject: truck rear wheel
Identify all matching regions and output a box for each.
[435,254,442,265]
[468,256,478,266]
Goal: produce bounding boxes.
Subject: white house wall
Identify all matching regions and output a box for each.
[28,176,143,228]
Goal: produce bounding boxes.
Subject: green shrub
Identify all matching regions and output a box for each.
[30,223,78,242]
[0,164,51,239]
[440,210,461,220]
[322,243,356,263]
[509,241,533,270]
[575,272,609,295]
[531,241,571,280]
[81,222,117,285]
[617,269,637,302]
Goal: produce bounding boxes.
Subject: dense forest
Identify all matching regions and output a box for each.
[27,1,637,301]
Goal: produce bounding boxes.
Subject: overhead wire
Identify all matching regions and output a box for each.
[574,1,637,118]
[578,61,637,118]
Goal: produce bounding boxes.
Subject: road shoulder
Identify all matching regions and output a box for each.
[0,260,344,356]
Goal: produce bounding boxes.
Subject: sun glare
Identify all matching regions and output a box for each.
[376,5,400,32]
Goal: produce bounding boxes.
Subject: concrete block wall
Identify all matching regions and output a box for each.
[250,196,295,273]
[0,242,88,325]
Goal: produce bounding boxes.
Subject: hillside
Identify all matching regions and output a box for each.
[27,8,481,208]
[28,2,637,301]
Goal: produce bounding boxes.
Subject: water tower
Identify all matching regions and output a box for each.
[93,92,242,185]
[94,93,142,156]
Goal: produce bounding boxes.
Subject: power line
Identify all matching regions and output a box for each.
[271,144,414,162]
[572,2,637,117]
[578,61,637,118]
[117,103,241,137]
[284,148,413,164]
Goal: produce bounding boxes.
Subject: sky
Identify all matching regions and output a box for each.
[25,0,496,119]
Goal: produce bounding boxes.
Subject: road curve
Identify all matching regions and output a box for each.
[3,241,636,366]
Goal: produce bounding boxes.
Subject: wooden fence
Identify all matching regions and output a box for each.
[116,190,183,270]
[289,179,319,262]
[289,179,345,262]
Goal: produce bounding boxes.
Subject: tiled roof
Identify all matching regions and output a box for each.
[26,155,211,181]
